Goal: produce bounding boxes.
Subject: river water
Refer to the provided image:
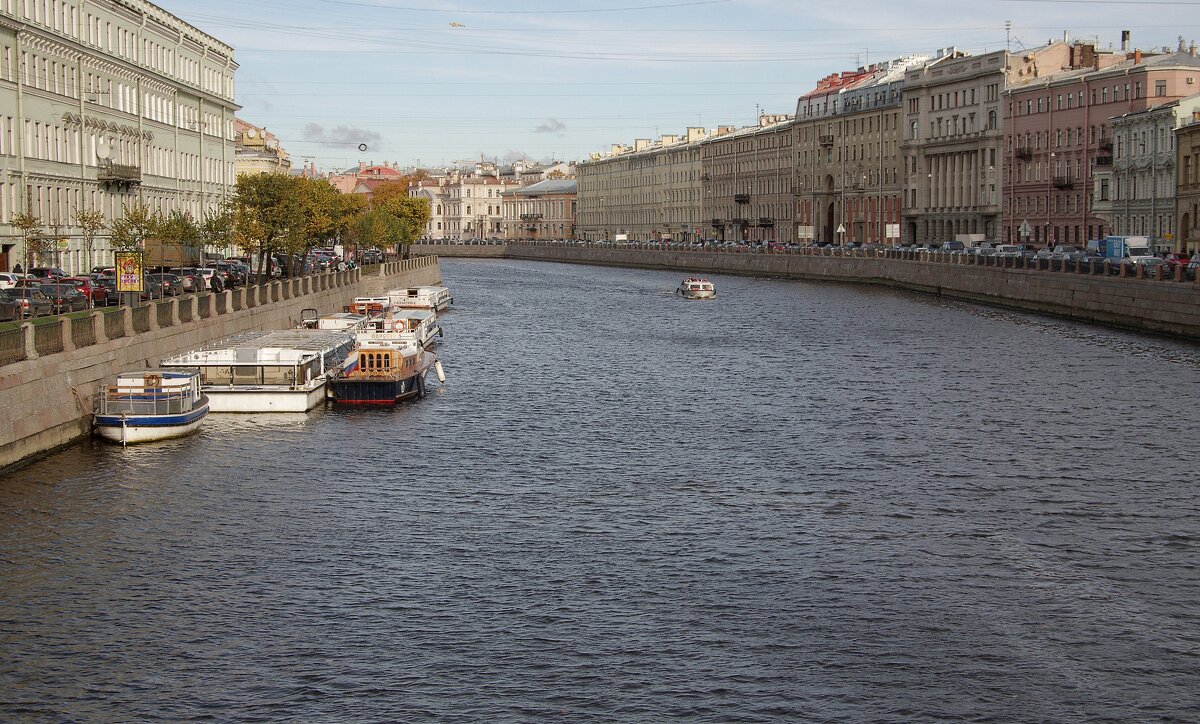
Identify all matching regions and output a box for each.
[2,258,1199,721]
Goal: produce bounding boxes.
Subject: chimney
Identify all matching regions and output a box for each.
[1063,30,1069,44]
[1191,41,1197,57]
[358,161,366,172]
[1121,30,1130,52]
[1135,48,1142,64]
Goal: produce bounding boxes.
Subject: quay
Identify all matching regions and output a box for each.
[0,257,441,473]
[416,242,1200,342]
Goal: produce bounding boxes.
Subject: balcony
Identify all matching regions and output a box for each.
[1052,175,1074,189]
[1099,139,1113,152]
[1015,147,1033,161]
[756,217,774,228]
[711,218,722,227]
[818,135,834,147]
[519,213,543,221]
[1095,155,1113,167]
[97,160,141,190]
[734,193,750,204]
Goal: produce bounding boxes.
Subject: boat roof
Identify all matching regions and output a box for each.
[161,329,355,365]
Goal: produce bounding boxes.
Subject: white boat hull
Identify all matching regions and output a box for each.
[95,414,207,444]
[678,288,716,299]
[202,384,327,413]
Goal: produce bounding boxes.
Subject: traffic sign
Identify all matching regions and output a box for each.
[836,224,846,234]
[1018,219,1032,237]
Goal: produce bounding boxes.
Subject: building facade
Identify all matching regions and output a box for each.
[409,172,517,240]
[795,57,922,245]
[1174,117,1200,253]
[501,178,576,240]
[0,0,238,273]
[1004,41,1200,247]
[576,127,708,243]
[1102,95,1200,251]
[700,115,794,244]
[233,117,288,176]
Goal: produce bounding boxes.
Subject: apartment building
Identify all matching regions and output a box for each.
[576,127,707,242]
[1174,117,1200,253]
[699,115,794,244]
[1097,95,1200,251]
[233,117,289,176]
[795,56,922,244]
[0,0,239,273]
[1004,38,1200,246]
[500,178,576,240]
[409,171,517,240]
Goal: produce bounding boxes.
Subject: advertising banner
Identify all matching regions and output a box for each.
[115,252,144,293]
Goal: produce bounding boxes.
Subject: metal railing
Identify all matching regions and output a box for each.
[70,316,96,348]
[104,309,126,339]
[34,321,64,356]
[156,301,174,327]
[0,327,25,365]
[132,305,150,333]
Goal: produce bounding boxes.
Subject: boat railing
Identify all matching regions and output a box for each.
[97,385,193,416]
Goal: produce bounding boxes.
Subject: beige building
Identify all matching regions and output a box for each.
[795,57,922,245]
[1,0,238,273]
[576,127,708,242]
[700,115,795,244]
[409,171,518,240]
[233,117,289,176]
[501,178,576,240]
[1175,117,1200,253]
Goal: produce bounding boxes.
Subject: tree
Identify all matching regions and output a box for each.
[346,208,405,252]
[232,173,303,284]
[109,202,159,253]
[370,181,432,258]
[156,209,201,268]
[12,211,43,274]
[201,205,235,261]
[75,208,107,273]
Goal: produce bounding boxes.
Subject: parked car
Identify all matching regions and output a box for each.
[147,273,183,297]
[97,277,118,304]
[6,288,52,318]
[60,277,106,307]
[171,267,207,293]
[215,261,246,287]
[361,249,383,264]
[1186,255,1200,281]
[0,272,25,290]
[38,284,90,314]
[0,289,22,321]
[28,267,67,280]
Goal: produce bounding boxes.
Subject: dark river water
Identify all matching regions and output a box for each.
[2,258,1200,722]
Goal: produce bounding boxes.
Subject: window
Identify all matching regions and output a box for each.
[1155,80,1167,97]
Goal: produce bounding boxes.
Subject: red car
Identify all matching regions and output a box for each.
[60,276,106,307]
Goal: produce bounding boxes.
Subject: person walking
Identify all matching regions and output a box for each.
[209,271,224,294]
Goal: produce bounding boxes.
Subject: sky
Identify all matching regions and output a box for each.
[162,0,1200,174]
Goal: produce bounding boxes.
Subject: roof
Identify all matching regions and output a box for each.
[510,179,577,196]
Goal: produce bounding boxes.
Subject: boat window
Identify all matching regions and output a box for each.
[233,366,260,385]
[198,366,233,385]
[262,366,296,385]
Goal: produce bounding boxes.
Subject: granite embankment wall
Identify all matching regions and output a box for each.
[0,256,441,472]
[415,243,1200,341]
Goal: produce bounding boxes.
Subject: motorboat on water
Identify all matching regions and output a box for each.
[93,370,209,445]
[387,285,453,313]
[159,329,356,412]
[348,296,390,315]
[328,341,443,405]
[677,277,716,299]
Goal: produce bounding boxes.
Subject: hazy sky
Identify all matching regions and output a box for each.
[163,0,1200,172]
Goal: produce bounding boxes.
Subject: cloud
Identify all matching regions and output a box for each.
[534,118,567,134]
[301,123,382,148]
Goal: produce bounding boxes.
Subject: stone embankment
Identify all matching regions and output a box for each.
[0,256,441,472]
[416,242,1200,341]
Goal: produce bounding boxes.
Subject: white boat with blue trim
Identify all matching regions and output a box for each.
[93,370,210,445]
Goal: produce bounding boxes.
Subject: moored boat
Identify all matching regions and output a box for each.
[93,370,209,445]
[328,342,439,405]
[160,329,356,413]
[387,285,453,312]
[677,277,716,299]
[361,309,442,349]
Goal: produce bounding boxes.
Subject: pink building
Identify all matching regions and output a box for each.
[1004,39,1200,246]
